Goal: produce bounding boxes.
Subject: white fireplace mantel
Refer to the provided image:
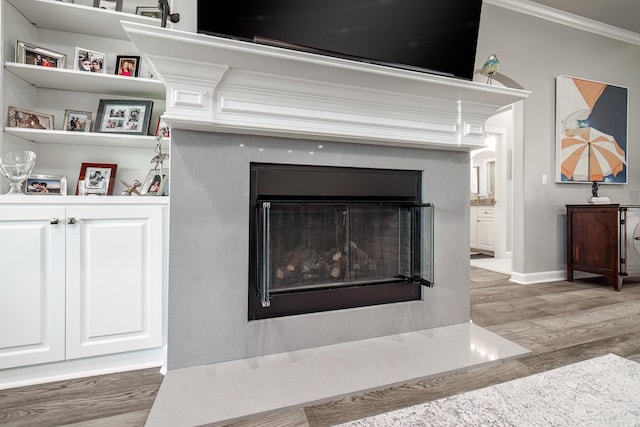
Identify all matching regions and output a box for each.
[122,22,530,151]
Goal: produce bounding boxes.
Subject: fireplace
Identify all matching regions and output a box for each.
[122,21,529,369]
[249,163,434,319]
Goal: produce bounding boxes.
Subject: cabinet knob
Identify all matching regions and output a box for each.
[68,217,77,225]
[50,218,59,224]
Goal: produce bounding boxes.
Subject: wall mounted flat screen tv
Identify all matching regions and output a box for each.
[197,0,483,80]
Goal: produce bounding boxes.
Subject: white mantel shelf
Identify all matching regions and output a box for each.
[122,21,530,151]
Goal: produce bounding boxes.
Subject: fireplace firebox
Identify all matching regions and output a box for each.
[249,163,434,320]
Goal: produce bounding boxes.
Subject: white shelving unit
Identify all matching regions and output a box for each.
[0,0,170,386]
[1,0,169,194]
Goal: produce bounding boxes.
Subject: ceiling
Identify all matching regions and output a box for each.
[528,0,640,34]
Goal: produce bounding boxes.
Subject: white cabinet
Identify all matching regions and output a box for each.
[0,202,164,370]
[0,1,169,384]
[0,206,66,369]
[470,205,494,252]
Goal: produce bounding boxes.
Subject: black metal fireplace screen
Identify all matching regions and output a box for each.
[249,163,434,320]
[257,201,434,307]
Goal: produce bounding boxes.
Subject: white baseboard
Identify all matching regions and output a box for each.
[509,269,566,284]
[0,348,165,390]
[509,269,604,285]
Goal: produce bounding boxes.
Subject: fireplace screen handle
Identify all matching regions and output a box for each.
[258,202,271,307]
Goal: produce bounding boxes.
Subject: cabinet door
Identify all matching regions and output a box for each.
[476,207,495,251]
[65,205,163,359]
[477,219,494,251]
[0,206,66,369]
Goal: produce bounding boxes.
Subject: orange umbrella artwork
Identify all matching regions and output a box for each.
[557,76,627,183]
[560,127,626,182]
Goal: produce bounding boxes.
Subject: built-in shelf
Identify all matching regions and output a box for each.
[0,195,169,205]
[4,127,168,149]
[8,0,161,40]
[5,63,165,99]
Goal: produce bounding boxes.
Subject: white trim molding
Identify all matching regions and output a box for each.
[122,21,529,152]
[486,0,640,45]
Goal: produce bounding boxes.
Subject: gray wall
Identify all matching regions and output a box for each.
[476,4,640,277]
[167,131,471,369]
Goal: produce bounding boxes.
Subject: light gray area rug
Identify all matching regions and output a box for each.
[338,353,640,426]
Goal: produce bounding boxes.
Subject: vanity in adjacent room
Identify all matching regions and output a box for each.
[470,145,496,254]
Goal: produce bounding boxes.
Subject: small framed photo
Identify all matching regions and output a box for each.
[77,163,117,195]
[94,99,154,135]
[64,110,92,132]
[75,47,106,73]
[16,41,66,68]
[7,106,54,130]
[141,168,169,196]
[24,174,67,195]
[115,55,140,77]
[155,117,170,138]
[136,6,162,19]
[93,0,122,11]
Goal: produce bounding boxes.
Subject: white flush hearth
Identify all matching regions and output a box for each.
[122,21,529,377]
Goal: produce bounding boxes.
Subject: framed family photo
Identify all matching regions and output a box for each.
[93,0,122,11]
[76,163,117,195]
[115,55,140,77]
[24,174,67,195]
[141,168,169,196]
[16,41,66,68]
[94,99,153,135]
[64,110,92,132]
[75,47,106,73]
[8,106,54,130]
[155,117,170,138]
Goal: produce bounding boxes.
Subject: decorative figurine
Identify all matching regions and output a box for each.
[121,179,142,196]
[481,54,500,84]
[591,180,599,198]
[150,139,169,170]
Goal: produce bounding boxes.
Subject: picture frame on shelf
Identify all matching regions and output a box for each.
[23,174,67,195]
[94,99,154,135]
[155,117,170,138]
[140,168,169,196]
[16,41,66,68]
[7,106,54,130]
[77,163,117,196]
[115,55,140,77]
[64,110,92,132]
[75,47,106,73]
[136,6,162,19]
[93,0,122,11]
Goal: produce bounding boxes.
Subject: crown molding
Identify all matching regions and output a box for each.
[485,0,640,46]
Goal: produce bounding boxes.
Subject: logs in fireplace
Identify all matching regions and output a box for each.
[249,163,434,320]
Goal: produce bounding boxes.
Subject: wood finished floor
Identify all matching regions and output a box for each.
[3,267,640,426]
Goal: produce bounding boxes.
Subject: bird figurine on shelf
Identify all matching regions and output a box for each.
[481,54,500,84]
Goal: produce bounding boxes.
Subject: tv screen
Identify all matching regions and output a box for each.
[197,0,483,80]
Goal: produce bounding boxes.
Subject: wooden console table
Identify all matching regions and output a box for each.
[566,204,621,291]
